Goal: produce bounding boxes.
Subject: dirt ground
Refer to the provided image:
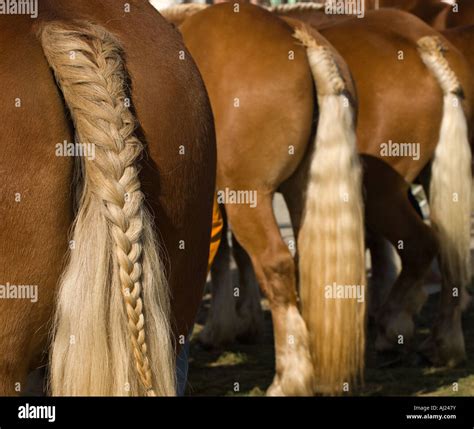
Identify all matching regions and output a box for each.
[186,292,474,396]
[185,194,474,397]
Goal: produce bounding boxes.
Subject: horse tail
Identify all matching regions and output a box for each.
[39,21,175,396]
[418,36,472,293]
[293,26,366,394]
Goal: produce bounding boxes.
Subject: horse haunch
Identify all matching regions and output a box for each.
[0,0,216,396]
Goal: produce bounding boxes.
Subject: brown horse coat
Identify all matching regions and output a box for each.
[0,0,216,395]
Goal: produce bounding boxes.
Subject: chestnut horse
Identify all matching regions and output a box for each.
[163,3,473,390]
[179,2,367,396]
[272,7,473,367]
[268,0,450,29]
[0,0,216,395]
[365,0,474,30]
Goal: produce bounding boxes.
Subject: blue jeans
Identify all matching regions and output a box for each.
[176,336,191,396]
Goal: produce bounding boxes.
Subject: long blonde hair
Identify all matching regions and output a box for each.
[294,26,366,394]
[40,21,175,396]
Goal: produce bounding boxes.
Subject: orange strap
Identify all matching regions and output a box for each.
[207,195,223,272]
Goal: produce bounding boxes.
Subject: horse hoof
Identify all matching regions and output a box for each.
[419,334,466,368]
[197,327,235,350]
[266,378,284,397]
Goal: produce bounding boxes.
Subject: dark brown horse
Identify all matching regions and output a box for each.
[0,0,215,395]
[444,0,474,28]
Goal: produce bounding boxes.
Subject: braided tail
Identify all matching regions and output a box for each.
[40,22,175,396]
[417,36,472,291]
[293,26,366,394]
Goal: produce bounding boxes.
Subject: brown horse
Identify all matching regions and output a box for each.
[366,0,474,30]
[444,0,474,28]
[180,2,366,395]
[271,7,474,367]
[267,0,450,29]
[0,0,216,395]
[166,2,473,390]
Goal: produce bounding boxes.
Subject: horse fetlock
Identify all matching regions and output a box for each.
[267,358,314,396]
[421,313,466,367]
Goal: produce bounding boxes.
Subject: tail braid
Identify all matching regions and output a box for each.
[41,22,156,395]
[417,36,464,97]
[293,25,366,394]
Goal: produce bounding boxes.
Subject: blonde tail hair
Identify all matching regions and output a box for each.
[418,36,472,290]
[39,22,175,396]
[293,27,366,394]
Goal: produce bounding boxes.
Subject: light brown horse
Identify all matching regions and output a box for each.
[0,0,216,396]
[179,2,367,395]
[164,2,473,389]
[271,6,474,367]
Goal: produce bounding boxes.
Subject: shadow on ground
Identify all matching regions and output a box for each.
[186,271,474,397]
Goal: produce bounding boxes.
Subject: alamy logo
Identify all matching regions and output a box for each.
[0,0,38,18]
[380,140,420,160]
[217,187,257,208]
[0,282,38,302]
[325,0,365,18]
[325,282,365,303]
[18,403,55,423]
[55,140,96,160]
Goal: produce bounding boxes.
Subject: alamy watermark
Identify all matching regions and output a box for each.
[325,0,364,18]
[18,403,55,423]
[0,0,38,18]
[217,187,257,208]
[55,140,96,161]
[380,140,420,161]
[325,282,365,303]
[0,282,38,303]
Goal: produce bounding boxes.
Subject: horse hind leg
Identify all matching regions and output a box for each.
[420,268,468,367]
[364,164,438,356]
[374,224,436,355]
[417,169,471,367]
[419,241,471,367]
[199,215,265,348]
[226,194,314,396]
[198,217,240,348]
[367,232,401,320]
[231,233,264,344]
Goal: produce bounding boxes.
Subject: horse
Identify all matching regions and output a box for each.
[444,0,474,28]
[0,0,216,396]
[365,0,474,30]
[179,2,367,396]
[267,6,474,367]
[266,0,451,29]
[165,2,474,387]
